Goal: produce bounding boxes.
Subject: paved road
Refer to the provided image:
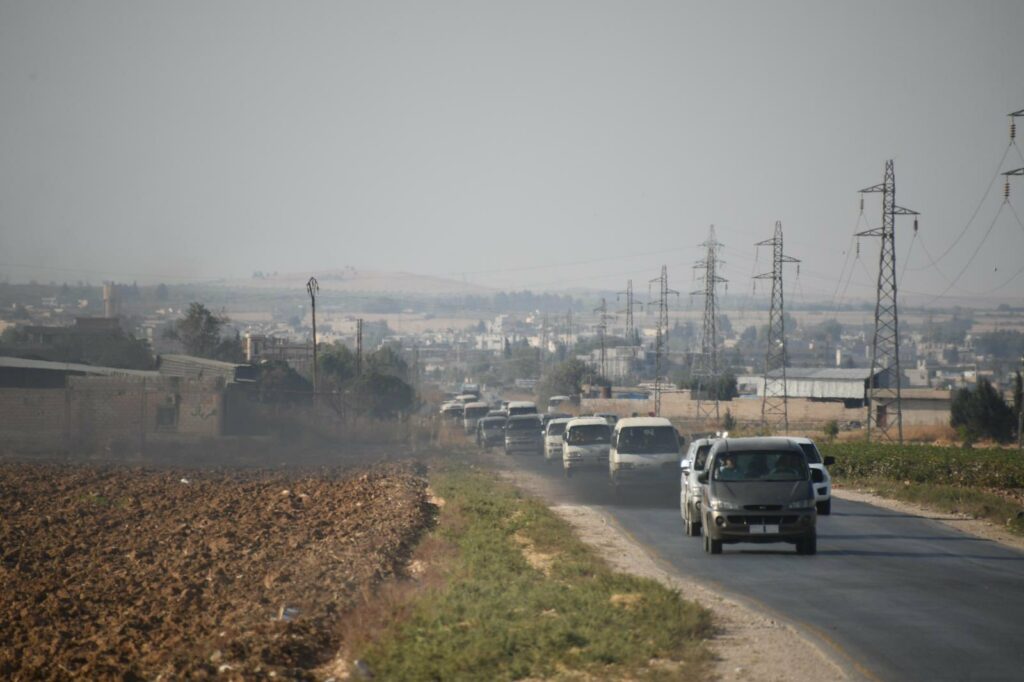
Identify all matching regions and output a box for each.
[513,455,1024,682]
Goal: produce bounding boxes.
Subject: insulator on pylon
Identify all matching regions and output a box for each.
[1011,120,1016,142]
[913,217,918,234]
[856,240,861,257]
[860,195,864,212]
[1006,179,1011,202]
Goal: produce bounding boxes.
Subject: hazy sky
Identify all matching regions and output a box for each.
[2,1,1024,306]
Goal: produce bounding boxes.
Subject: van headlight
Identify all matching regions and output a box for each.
[787,498,815,509]
[709,499,740,511]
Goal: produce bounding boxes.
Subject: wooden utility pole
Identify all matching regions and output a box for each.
[306,277,319,402]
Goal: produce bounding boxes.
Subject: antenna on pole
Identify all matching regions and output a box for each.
[306,276,319,404]
[754,221,800,434]
[649,266,679,416]
[691,226,727,426]
[857,160,918,444]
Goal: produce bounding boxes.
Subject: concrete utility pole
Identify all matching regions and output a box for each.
[755,221,800,435]
[691,226,727,424]
[858,161,919,444]
[648,265,679,416]
[306,277,319,400]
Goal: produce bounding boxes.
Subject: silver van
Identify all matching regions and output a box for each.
[698,437,817,555]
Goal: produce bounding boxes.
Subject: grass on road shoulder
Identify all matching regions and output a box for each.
[357,462,713,681]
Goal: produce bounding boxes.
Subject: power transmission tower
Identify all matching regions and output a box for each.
[617,279,643,346]
[648,266,679,416]
[691,226,727,425]
[754,221,800,434]
[355,318,364,376]
[1002,108,1024,195]
[565,309,574,350]
[857,160,919,444]
[306,277,319,402]
[594,298,614,379]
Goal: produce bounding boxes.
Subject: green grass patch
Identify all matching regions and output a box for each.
[358,463,713,681]
[835,476,1024,535]
[821,442,1024,535]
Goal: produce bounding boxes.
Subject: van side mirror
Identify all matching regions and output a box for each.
[697,472,709,484]
[824,456,836,466]
[681,460,691,472]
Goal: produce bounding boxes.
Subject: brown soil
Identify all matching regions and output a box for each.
[0,460,432,681]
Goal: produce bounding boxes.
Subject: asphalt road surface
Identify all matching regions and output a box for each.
[513,455,1024,682]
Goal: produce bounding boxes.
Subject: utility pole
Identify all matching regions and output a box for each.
[858,160,919,444]
[648,266,679,416]
[355,318,364,375]
[754,221,800,434]
[691,226,727,425]
[306,277,319,404]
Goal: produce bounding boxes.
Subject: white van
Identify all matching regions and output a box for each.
[507,400,538,417]
[547,395,572,413]
[609,417,683,493]
[562,417,612,477]
[544,417,573,462]
[462,402,490,434]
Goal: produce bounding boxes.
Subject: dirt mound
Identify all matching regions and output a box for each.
[0,461,431,680]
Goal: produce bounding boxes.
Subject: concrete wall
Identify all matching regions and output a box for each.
[0,376,224,453]
[581,393,950,430]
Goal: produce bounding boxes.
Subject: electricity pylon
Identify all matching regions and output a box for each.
[648,266,678,416]
[858,160,918,444]
[754,221,800,434]
[691,226,727,424]
[594,298,614,378]
[617,279,643,346]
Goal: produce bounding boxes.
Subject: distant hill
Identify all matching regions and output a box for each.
[226,269,495,296]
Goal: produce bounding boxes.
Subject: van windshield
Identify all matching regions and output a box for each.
[616,426,679,454]
[567,424,611,445]
[798,443,822,464]
[507,418,540,431]
[481,419,505,430]
[547,422,567,437]
[508,406,538,416]
[464,406,489,419]
[712,451,808,482]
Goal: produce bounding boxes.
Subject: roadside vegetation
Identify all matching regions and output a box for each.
[822,442,1024,534]
[353,462,713,680]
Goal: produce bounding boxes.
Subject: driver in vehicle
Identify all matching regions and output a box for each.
[716,454,742,480]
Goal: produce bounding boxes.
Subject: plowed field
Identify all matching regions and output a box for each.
[0,461,431,680]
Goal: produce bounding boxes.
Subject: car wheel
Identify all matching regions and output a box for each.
[797,532,817,555]
[563,467,572,479]
[816,500,831,515]
[702,529,711,553]
[709,537,722,554]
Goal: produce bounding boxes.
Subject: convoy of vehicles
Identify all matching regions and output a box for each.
[442,392,836,557]
[561,417,612,477]
[608,417,682,494]
[697,437,818,555]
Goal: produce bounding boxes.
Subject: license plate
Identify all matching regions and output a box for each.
[749,524,779,534]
